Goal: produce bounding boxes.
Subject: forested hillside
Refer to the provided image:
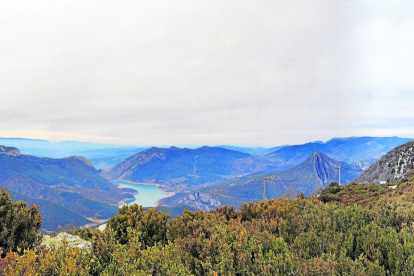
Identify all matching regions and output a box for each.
[2,171,414,275]
[0,146,135,231]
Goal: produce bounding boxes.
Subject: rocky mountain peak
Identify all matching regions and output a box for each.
[353,141,414,184]
[0,145,20,156]
[309,152,327,159]
[306,152,334,167]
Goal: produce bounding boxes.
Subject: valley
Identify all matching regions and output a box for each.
[1,136,413,231]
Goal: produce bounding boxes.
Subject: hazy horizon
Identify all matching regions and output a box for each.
[1,135,413,149]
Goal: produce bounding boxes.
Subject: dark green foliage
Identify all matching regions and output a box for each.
[329,181,339,187]
[167,209,207,242]
[0,188,42,257]
[89,228,191,275]
[319,182,386,205]
[106,204,169,246]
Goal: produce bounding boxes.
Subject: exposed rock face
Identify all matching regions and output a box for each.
[0,145,20,156]
[353,141,414,184]
[186,192,221,208]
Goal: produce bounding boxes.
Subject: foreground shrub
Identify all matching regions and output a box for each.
[95,228,191,276]
[0,236,90,275]
[0,188,42,257]
[5,180,414,275]
[106,204,169,247]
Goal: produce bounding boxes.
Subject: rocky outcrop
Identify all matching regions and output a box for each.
[188,192,221,208]
[42,233,91,250]
[353,141,414,184]
[0,145,20,156]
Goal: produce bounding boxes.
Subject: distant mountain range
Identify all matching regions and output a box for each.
[104,137,413,190]
[2,136,411,171]
[353,141,414,184]
[216,145,287,156]
[0,145,135,231]
[159,152,363,210]
[0,137,148,169]
[262,136,413,170]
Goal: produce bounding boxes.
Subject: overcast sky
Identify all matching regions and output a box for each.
[1,0,413,146]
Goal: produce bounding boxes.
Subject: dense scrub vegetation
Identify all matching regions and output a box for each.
[0,188,42,258]
[2,173,414,275]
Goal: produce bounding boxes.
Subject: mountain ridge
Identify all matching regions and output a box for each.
[353,141,414,184]
[105,146,253,186]
[264,136,413,169]
[159,152,363,211]
[0,146,135,231]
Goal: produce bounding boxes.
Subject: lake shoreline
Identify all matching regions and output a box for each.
[113,181,175,208]
[113,179,162,187]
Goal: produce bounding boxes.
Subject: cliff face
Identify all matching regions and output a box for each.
[353,141,414,184]
[0,146,20,156]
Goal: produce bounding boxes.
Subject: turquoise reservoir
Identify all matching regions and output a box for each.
[114,181,168,208]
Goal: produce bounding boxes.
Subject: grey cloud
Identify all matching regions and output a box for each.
[0,0,413,146]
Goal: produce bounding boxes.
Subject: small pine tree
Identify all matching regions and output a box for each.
[0,188,42,257]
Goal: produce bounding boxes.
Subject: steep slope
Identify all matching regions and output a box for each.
[5,188,90,231]
[353,141,414,184]
[105,146,252,186]
[161,152,363,210]
[0,146,134,230]
[264,136,412,170]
